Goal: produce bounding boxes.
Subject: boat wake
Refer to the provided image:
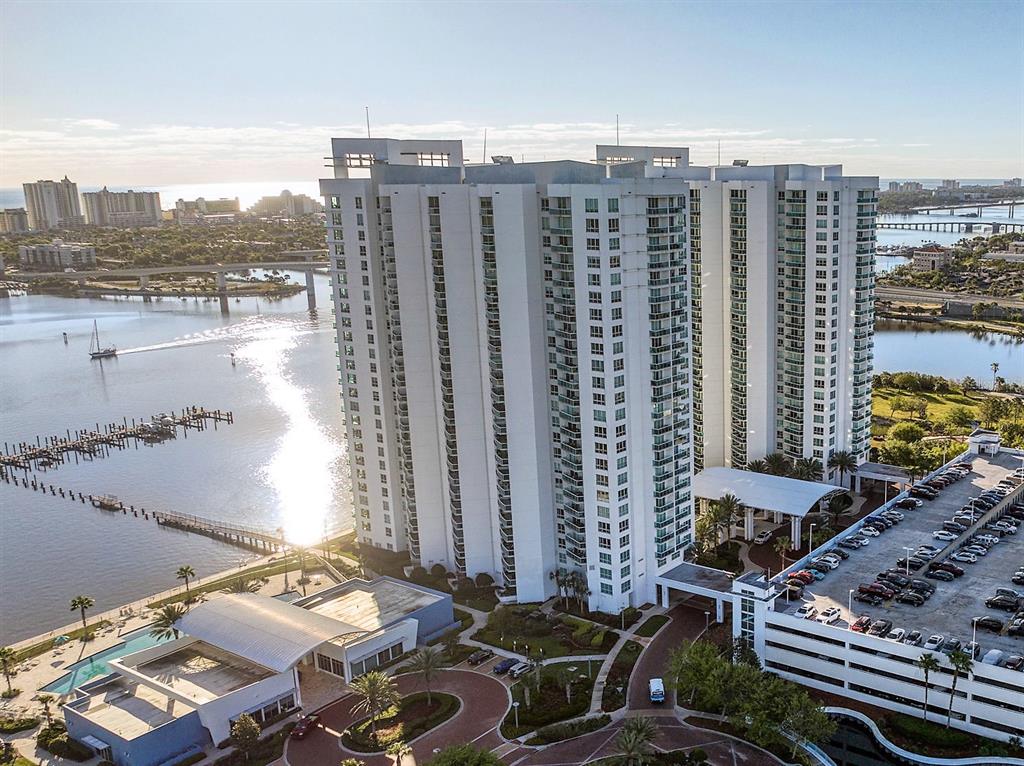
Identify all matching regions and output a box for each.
[116,315,329,355]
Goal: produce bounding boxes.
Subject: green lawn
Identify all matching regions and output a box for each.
[872,386,983,425]
[501,660,597,738]
[633,615,670,638]
[601,640,643,712]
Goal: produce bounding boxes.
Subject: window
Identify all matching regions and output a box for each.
[601,583,613,594]
[586,218,600,232]
[608,218,620,233]
[585,198,599,213]
[608,198,619,213]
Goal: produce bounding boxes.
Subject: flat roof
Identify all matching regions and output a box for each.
[857,462,912,481]
[133,641,274,704]
[657,561,735,594]
[694,466,845,518]
[303,579,443,632]
[174,593,365,673]
[70,678,196,741]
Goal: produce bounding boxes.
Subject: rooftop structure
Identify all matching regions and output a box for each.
[300,577,445,632]
[129,641,274,704]
[66,676,196,741]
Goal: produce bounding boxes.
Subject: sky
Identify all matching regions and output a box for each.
[1,0,1022,187]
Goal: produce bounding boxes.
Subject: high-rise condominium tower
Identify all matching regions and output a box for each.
[82,187,163,227]
[321,137,876,612]
[22,177,84,230]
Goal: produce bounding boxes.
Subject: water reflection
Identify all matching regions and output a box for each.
[236,322,341,546]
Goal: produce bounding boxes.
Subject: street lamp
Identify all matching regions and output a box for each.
[512,701,520,729]
[902,546,915,576]
[704,610,710,633]
[847,589,854,630]
[972,616,980,647]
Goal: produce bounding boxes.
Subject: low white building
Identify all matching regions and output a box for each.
[18,239,96,270]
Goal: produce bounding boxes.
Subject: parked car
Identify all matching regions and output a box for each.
[825,547,850,560]
[1005,656,1024,671]
[838,538,861,550]
[509,661,534,679]
[951,551,978,564]
[909,579,935,594]
[882,510,905,521]
[975,616,1004,633]
[896,591,926,606]
[933,530,958,541]
[885,627,907,642]
[926,568,956,581]
[859,582,895,598]
[851,615,872,632]
[807,562,832,575]
[468,648,495,665]
[752,530,773,545]
[817,606,842,624]
[940,638,962,655]
[903,630,924,646]
[961,545,988,556]
[910,486,938,500]
[986,595,1019,612]
[790,571,816,585]
[854,592,884,606]
[929,561,963,577]
[897,557,926,572]
[965,641,982,659]
[895,498,922,510]
[923,634,945,650]
[860,526,881,537]
[994,588,1023,601]
[795,604,818,620]
[493,658,518,675]
[982,649,1006,666]
[290,714,322,740]
[878,572,910,588]
[867,619,893,636]
[942,521,967,534]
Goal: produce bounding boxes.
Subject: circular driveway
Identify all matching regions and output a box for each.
[285,669,511,765]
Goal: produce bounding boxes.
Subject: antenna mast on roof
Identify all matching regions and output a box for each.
[482,128,487,164]
[365,107,371,139]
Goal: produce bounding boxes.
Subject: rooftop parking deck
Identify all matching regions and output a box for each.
[777,451,1024,659]
[133,641,274,703]
[69,677,196,740]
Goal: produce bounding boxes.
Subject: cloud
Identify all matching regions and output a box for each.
[65,118,120,130]
[0,119,892,185]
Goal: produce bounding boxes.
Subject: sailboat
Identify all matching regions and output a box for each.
[89,320,117,360]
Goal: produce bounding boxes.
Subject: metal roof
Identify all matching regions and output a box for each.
[693,466,845,518]
[175,593,365,673]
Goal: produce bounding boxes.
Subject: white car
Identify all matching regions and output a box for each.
[817,606,842,624]
[860,526,880,537]
[508,661,534,679]
[883,510,905,521]
[796,604,818,620]
[885,628,907,642]
[923,634,945,651]
[933,530,958,541]
[951,551,978,564]
[753,530,773,545]
[811,557,839,570]
[962,545,987,556]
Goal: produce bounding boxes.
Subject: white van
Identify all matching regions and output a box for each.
[648,677,665,704]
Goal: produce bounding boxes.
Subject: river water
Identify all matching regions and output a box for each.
[0,274,349,642]
[1,232,1022,642]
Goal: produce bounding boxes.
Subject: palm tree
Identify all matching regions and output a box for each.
[917,652,941,721]
[828,450,857,488]
[350,670,399,746]
[0,646,15,695]
[791,457,823,481]
[176,565,196,603]
[746,459,768,474]
[712,493,743,542]
[990,362,999,390]
[69,595,94,637]
[616,716,658,766]
[386,741,412,766]
[221,577,263,594]
[764,452,791,477]
[946,650,973,727]
[773,536,791,568]
[150,603,187,640]
[405,646,443,705]
[36,693,54,726]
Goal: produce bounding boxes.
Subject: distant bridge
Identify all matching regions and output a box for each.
[878,221,1024,234]
[14,251,328,312]
[910,198,1021,216]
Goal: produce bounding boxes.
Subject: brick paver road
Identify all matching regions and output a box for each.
[627,603,711,710]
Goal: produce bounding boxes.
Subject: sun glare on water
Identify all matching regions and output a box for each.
[235,323,340,547]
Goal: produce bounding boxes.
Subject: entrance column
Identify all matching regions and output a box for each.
[744,508,754,540]
[773,511,783,524]
[790,516,802,547]
[716,598,724,623]
[660,583,670,608]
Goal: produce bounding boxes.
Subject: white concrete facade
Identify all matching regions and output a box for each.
[83,187,162,227]
[23,177,84,230]
[18,239,97,269]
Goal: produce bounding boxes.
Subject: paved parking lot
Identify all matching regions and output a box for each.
[779,451,1024,657]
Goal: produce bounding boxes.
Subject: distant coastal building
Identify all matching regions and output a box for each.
[61,578,454,765]
[173,197,242,225]
[248,189,323,217]
[940,179,960,190]
[886,181,923,192]
[18,239,97,270]
[82,187,162,227]
[911,243,952,271]
[0,207,29,233]
[22,177,84,230]
[1005,178,1022,187]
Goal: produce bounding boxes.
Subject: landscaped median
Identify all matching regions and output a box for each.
[633,615,670,638]
[600,640,642,712]
[472,605,618,658]
[341,692,461,752]
[500,660,596,739]
[525,714,610,745]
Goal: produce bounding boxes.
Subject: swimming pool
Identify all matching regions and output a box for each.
[41,626,168,694]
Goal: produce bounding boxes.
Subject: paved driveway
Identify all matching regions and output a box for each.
[285,669,510,765]
[628,603,711,710]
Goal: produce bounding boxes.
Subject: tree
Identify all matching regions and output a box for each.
[961,376,978,395]
[710,493,742,544]
[781,690,836,760]
[791,457,823,481]
[616,716,658,766]
[917,652,941,721]
[764,452,791,477]
[231,713,261,761]
[991,362,1000,390]
[665,640,723,709]
[350,670,399,746]
[150,603,187,641]
[386,741,413,766]
[978,397,1009,427]
[69,595,94,637]
[888,422,926,443]
[425,745,504,766]
[176,565,196,603]
[36,693,54,726]
[827,450,857,488]
[946,650,973,728]
[746,459,768,474]
[221,577,263,594]
[944,405,975,430]
[773,536,791,567]
[0,647,15,695]
[405,646,443,705]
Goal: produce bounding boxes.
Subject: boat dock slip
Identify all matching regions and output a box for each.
[0,406,233,472]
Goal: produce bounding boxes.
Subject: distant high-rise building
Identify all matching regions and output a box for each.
[22,177,84,230]
[0,208,30,233]
[173,197,242,225]
[940,179,960,190]
[1006,178,1022,188]
[321,136,876,611]
[82,187,162,227]
[18,239,96,270]
[249,189,323,217]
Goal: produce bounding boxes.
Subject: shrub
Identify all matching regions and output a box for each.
[36,722,91,761]
[341,692,459,752]
[886,713,973,748]
[0,716,38,734]
[590,630,605,648]
[430,563,448,578]
[474,572,495,588]
[171,753,207,766]
[527,715,610,744]
[409,566,429,583]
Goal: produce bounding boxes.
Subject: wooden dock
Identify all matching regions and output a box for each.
[0,406,233,472]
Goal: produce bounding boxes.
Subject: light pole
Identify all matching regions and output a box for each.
[704,610,710,633]
[512,701,520,729]
[847,589,854,629]
[902,546,915,576]
[972,616,980,648]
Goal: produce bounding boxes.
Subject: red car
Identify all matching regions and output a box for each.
[290,714,321,739]
[790,571,816,585]
[851,615,872,633]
